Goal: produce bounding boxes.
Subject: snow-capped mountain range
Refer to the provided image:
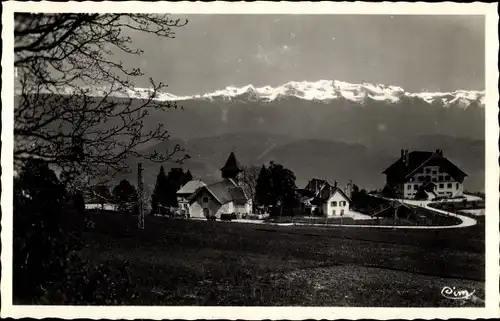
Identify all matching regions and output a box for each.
[131,80,485,109]
[28,79,485,109]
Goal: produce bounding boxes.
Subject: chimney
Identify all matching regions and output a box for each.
[334,180,338,188]
[405,149,409,165]
[401,149,405,160]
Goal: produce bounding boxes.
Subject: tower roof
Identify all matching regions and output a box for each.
[220,152,242,173]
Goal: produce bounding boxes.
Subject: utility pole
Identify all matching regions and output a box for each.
[138,162,144,230]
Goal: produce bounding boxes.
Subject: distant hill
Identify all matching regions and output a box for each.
[117,132,484,194]
[16,81,485,193]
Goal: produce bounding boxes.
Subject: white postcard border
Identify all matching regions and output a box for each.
[2,1,498,319]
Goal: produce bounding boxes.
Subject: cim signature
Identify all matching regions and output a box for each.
[441,286,475,300]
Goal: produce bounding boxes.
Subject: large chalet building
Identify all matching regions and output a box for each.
[382,149,467,199]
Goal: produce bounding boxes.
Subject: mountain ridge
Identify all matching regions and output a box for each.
[38,79,485,110]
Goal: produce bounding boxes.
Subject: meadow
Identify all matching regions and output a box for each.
[78,211,485,307]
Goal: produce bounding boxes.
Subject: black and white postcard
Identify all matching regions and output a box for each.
[1,1,498,319]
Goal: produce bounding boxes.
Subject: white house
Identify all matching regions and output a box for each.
[176,179,206,214]
[320,187,352,217]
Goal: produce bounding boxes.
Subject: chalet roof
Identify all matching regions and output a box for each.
[220,152,242,172]
[177,180,206,195]
[311,186,351,205]
[188,178,248,205]
[382,150,467,183]
[304,178,331,192]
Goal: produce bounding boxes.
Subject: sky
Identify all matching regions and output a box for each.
[117,15,485,95]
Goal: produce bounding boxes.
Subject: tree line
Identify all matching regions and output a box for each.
[89,166,193,214]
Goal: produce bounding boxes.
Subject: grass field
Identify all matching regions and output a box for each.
[78,210,485,306]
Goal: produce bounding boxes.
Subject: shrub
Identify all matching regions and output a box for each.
[220,213,237,221]
[13,160,79,302]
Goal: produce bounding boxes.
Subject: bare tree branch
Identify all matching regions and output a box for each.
[239,165,261,202]
[14,13,189,186]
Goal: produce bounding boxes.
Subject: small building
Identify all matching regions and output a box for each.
[176,180,206,214]
[188,178,251,218]
[187,152,252,219]
[382,149,467,199]
[311,182,352,217]
[299,179,353,217]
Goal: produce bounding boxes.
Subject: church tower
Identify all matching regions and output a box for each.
[221,151,242,181]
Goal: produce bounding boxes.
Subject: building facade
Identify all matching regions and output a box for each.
[188,152,252,219]
[176,180,206,214]
[382,149,467,199]
[321,188,351,217]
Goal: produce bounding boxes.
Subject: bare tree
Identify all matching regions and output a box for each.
[238,165,261,206]
[14,13,190,186]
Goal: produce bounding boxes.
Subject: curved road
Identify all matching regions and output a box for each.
[269,197,478,229]
[357,196,478,229]
[192,196,479,229]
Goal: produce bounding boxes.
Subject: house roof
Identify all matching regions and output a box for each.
[304,179,331,192]
[177,180,206,195]
[188,178,249,205]
[311,186,351,205]
[382,150,467,183]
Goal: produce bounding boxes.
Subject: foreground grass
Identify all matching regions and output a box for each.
[78,211,484,306]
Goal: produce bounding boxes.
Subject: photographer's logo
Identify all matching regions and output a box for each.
[441,286,475,300]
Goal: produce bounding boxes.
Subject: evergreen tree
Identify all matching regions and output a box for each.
[255,162,297,215]
[267,162,298,213]
[255,165,271,208]
[182,170,193,186]
[165,168,187,207]
[151,166,169,214]
[112,180,138,212]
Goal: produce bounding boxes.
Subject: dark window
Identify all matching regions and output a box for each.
[456,183,459,189]
[202,196,209,203]
[439,183,444,188]
[332,209,336,215]
[432,170,437,175]
[340,209,345,216]
[432,178,437,182]
[414,184,419,190]
[426,176,431,181]
[331,201,337,207]
[425,168,431,174]
[439,176,444,181]
[447,183,452,188]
